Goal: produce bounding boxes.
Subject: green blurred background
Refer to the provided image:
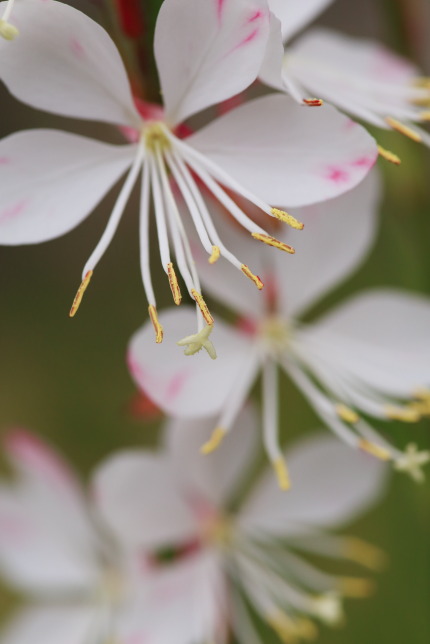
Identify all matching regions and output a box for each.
[0,0,429,641]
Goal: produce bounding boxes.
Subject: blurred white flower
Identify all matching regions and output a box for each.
[128,171,430,487]
[263,0,430,153]
[0,0,377,346]
[93,409,388,644]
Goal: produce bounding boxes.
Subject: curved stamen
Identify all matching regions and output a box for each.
[262,360,290,490]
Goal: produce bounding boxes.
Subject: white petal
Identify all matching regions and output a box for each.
[188,94,378,207]
[0,605,98,644]
[127,307,252,418]
[268,0,334,41]
[305,289,430,397]
[239,434,388,536]
[164,404,259,508]
[154,0,270,125]
[0,130,134,244]
[259,12,286,91]
[0,1,140,126]
[93,450,199,551]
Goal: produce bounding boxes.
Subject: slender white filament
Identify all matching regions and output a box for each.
[139,160,156,306]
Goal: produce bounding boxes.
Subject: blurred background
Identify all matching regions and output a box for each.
[0,0,429,642]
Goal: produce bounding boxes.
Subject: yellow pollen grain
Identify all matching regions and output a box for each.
[303,98,324,107]
[377,145,401,165]
[343,537,387,571]
[241,264,264,290]
[335,403,359,424]
[273,457,291,491]
[167,263,182,306]
[252,232,295,254]
[148,305,163,343]
[359,440,391,461]
[338,577,375,599]
[69,270,93,318]
[200,427,225,454]
[271,208,304,230]
[385,117,422,143]
[208,245,220,264]
[385,404,421,423]
[191,289,214,326]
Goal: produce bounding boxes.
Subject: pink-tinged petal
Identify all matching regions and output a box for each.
[0,1,140,126]
[93,451,199,551]
[304,290,430,398]
[0,130,134,244]
[154,0,270,125]
[239,434,388,537]
[127,307,252,418]
[268,0,335,42]
[164,404,259,509]
[188,94,378,207]
[0,605,98,644]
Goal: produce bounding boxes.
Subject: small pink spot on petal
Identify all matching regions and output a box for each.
[248,10,263,23]
[350,156,374,169]
[166,370,189,400]
[0,157,10,165]
[324,166,350,184]
[70,37,85,58]
[0,200,27,224]
[216,0,226,22]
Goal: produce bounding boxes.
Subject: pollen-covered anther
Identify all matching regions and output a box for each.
[335,403,359,424]
[303,98,324,107]
[271,208,304,230]
[191,289,214,325]
[343,538,387,571]
[0,19,18,40]
[167,262,182,305]
[273,457,290,491]
[359,440,391,462]
[252,233,295,254]
[384,404,421,423]
[377,145,401,165]
[69,270,93,318]
[200,427,226,454]
[148,305,163,344]
[385,117,422,143]
[338,577,375,599]
[208,245,220,264]
[177,324,216,359]
[241,264,264,290]
[394,443,430,483]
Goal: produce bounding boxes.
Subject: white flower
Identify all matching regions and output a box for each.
[128,170,430,487]
[0,0,377,346]
[263,0,430,154]
[0,430,152,644]
[93,409,388,644]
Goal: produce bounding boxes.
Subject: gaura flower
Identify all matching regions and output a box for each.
[94,409,388,644]
[128,171,430,488]
[263,0,430,157]
[0,430,155,644]
[0,0,377,346]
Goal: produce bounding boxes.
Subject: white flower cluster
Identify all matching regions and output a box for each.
[0,0,429,643]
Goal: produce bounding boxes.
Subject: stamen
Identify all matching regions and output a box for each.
[177,324,216,359]
[252,233,295,254]
[167,262,182,305]
[359,439,391,461]
[0,20,18,40]
[311,593,344,626]
[419,110,430,121]
[241,264,264,290]
[273,457,291,491]
[208,245,221,264]
[148,305,163,344]
[191,289,214,325]
[271,208,304,230]
[267,611,317,643]
[384,405,420,423]
[394,443,430,483]
[69,270,93,318]
[338,577,375,598]
[385,117,422,143]
[303,98,324,107]
[200,426,226,454]
[335,403,359,424]
[342,538,387,571]
[377,145,401,165]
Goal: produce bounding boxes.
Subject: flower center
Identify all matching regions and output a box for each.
[142,121,172,153]
[259,316,291,354]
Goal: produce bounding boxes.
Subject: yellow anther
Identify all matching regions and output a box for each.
[148,305,163,344]
[191,289,214,325]
[385,404,421,423]
[273,457,291,491]
[69,270,93,318]
[267,611,300,644]
[241,264,264,290]
[271,208,304,230]
[167,262,182,306]
[303,98,324,107]
[342,537,387,571]
[377,145,401,165]
[419,110,430,121]
[338,577,375,598]
[252,233,295,254]
[359,440,391,461]
[335,403,359,424]
[201,427,225,454]
[0,20,18,40]
[414,77,430,89]
[208,245,220,264]
[385,117,422,143]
